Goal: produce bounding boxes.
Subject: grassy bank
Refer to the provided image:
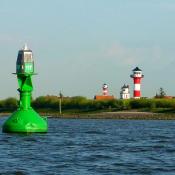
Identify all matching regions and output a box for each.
[35,111,175,120]
[1,96,175,119]
[2,111,175,120]
[32,96,175,114]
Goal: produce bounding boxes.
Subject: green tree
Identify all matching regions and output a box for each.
[3,97,18,110]
[157,87,166,98]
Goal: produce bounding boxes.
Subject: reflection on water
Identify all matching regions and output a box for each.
[0,117,175,175]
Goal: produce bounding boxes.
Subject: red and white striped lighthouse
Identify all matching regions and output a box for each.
[102,84,109,96]
[130,67,144,99]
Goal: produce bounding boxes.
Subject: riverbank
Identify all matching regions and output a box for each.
[40,111,175,120]
[1,111,175,120]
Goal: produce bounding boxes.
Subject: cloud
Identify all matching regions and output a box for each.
[105,43,146,65]
[103,43,166,67]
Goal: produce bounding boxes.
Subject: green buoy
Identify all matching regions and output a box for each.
[2,44,48,133]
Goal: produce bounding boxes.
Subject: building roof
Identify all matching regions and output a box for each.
[132,67,142,71]
[122,84,129,89]
[94,95,115,100]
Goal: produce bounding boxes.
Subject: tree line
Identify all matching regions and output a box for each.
[1,95,175,113]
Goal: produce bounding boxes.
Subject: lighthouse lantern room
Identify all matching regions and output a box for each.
[16,44,34,74]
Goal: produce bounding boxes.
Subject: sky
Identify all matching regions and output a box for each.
[0,0,175,99]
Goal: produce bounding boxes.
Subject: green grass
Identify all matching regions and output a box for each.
[1,96,175,115]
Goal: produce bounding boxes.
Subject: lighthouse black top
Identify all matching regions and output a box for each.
[132,67,142,71]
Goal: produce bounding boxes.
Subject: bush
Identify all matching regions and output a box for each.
[154,99,175,108]
[0,97,18,111]
[32,96,175,112]
[130,99,149,109]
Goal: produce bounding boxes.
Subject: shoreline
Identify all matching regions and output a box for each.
[1,111,175,120]
[41,111,175,120]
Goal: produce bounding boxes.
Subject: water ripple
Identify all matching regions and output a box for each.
[0,118,175,174]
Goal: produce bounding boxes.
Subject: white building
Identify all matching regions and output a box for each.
[120,84,130,99]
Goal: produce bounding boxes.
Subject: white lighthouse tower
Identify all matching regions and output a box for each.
[130,67,144,99]
[120,84,130,99]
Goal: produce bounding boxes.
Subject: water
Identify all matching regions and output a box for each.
[0,117,175,175]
